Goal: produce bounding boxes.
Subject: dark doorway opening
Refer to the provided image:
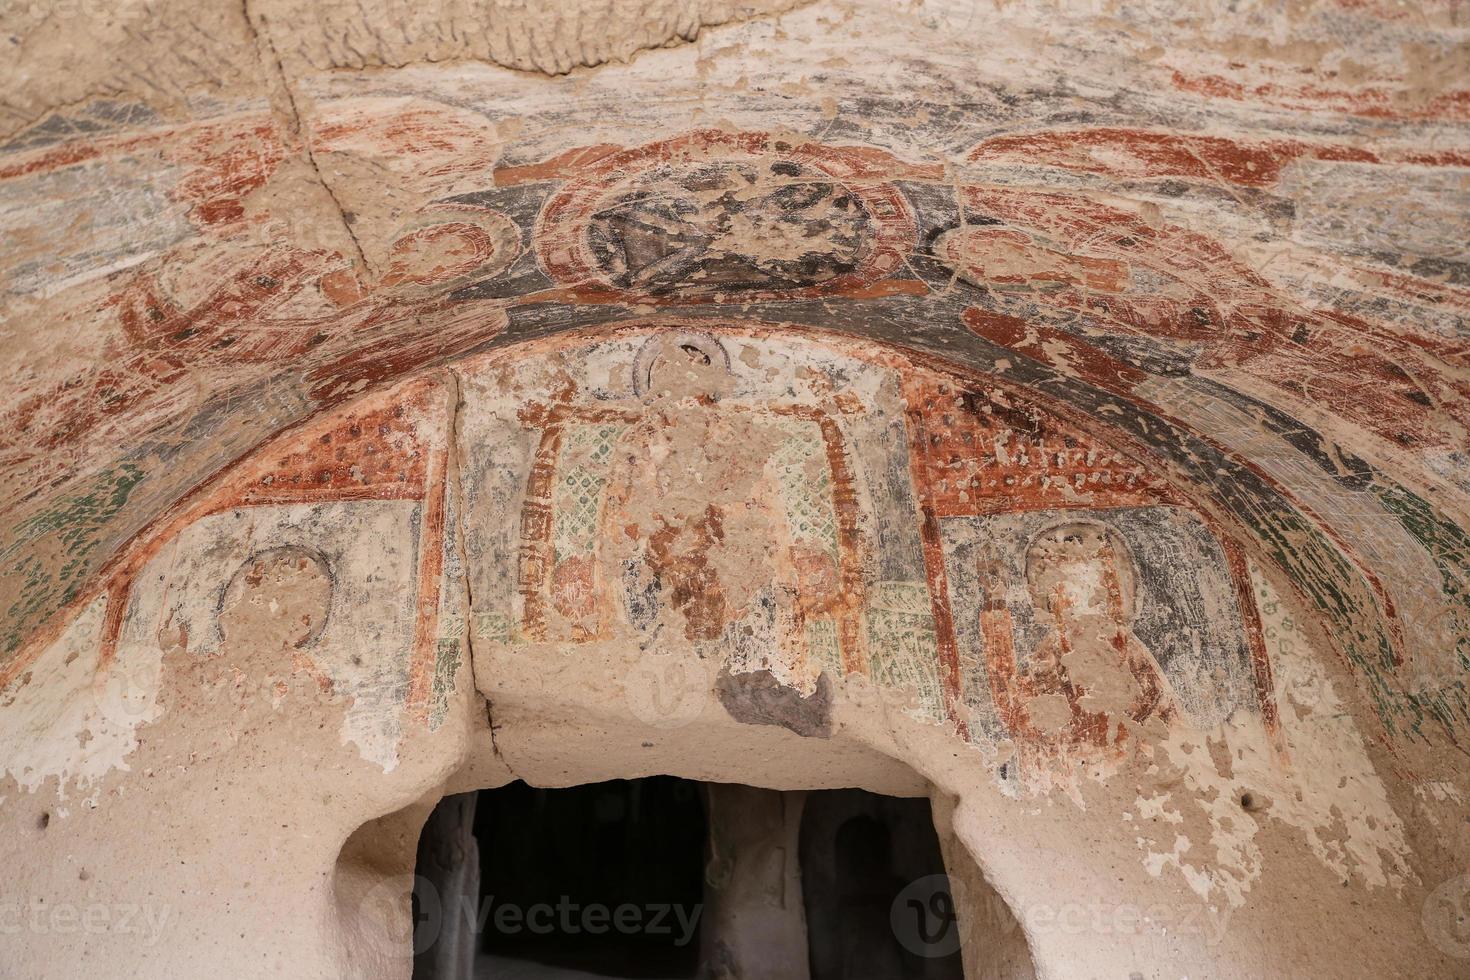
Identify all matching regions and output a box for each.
[414,777,707,980]
[799,790,966,980]
[412,781,976,979]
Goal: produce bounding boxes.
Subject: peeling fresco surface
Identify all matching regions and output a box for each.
[4,94,1464,751]
[944,507,1272,789]
[0,0,1467,949]
[459,330,914,707]
[455,327,1286,780]
[0,318,1430,914]
[0,380,455,783]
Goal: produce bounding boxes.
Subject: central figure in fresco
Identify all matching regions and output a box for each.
[586,159,871,296]
[980,521,1178,760]
[518,331,861,694]
[598,335,837,674]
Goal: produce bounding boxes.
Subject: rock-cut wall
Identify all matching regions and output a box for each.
[0,0,1467,977]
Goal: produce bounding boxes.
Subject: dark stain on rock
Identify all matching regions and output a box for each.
[715,667,833,738]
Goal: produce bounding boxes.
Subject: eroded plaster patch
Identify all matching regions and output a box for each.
[0,593,160,801]
[1134,563,1412,907]
[142,504,425,771]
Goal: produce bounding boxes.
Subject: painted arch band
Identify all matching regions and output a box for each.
[9,322,1284,795]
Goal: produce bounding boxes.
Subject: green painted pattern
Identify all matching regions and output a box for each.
[805,616,842,678]
[551,423,625,563]
[866,580,945,721]
[1371,483,1470,738]
[2,462,145,657]
[771,419,840,558]
[429,637,463,731]
[1255,477,1470,742]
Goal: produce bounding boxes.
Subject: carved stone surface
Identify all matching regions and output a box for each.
[1,0,1467,976]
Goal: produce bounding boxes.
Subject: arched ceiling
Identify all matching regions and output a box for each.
[1,0,1467,748]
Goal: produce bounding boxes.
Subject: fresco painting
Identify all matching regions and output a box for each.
[0,307,1407,792]
[519,130,934,304]
[4,4,1468,971]
[943,508,1273,787]
[0,379,458,783]
[449,324,1283,788]
[941,185,1468,462]
[2,116,1464,780]
[464,329,890,702]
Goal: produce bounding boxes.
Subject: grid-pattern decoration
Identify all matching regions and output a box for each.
[903,377,1174,517]
[472,611,513,643]
[866,580,946,720]
[770,418,841,558]
[551,423,625,562]
[229,387,438,506]
[805,616,843,678]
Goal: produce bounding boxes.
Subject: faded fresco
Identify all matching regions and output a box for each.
[2,1,1467,970]
[0,312,1428,793]
[944,508,1272,787]
[458,328,933,709]
[3,110,1466,753]
[453,324,1282,790]
[521,131,927,303]
[0,380,459,789]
